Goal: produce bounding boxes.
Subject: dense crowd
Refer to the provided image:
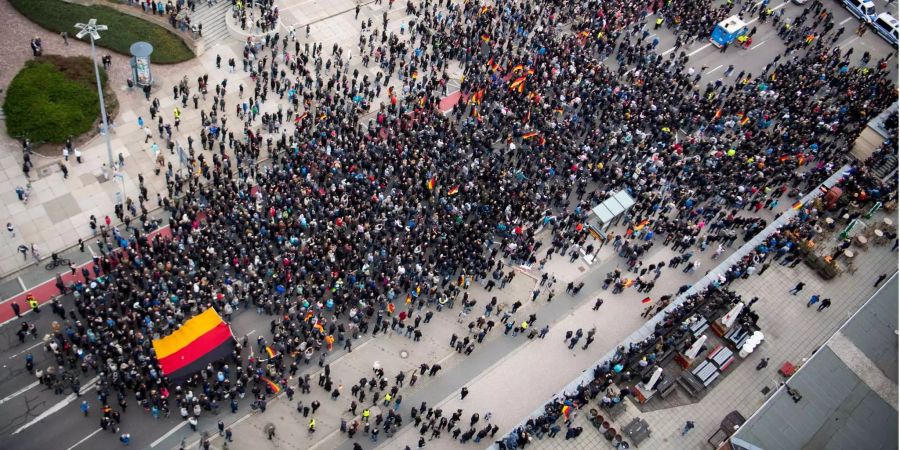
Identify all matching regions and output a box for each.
[15,0,896,448]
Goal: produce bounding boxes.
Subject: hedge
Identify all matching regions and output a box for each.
[10,0,194,64]
[3,56,116,144]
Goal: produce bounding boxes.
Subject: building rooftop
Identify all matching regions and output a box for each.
[731,275,898,450]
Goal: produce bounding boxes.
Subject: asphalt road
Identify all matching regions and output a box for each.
[0,0,895,449]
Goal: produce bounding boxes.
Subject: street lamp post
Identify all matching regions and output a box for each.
[74,19,114,170]
[75,19,121,204]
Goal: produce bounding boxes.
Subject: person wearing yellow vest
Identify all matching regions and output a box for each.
[383,392,392,407]
[655,17,664,29]
[362,408,371,422]
[308,418,316,433]
[27,293,39,313]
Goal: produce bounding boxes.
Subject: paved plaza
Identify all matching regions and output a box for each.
[0,0,896,449]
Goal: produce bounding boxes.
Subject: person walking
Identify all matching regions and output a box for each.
[788,282,805,295]
[681,420,695,436]
[7,222,15,238]
[27,293,40,313]
[816,298,832,312]
[874,273,888,288]
[806,294,820,308]
[460,387,469,400]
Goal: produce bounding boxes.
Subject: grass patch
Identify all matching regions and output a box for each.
[10,0,194,64]
[3,55,117,144]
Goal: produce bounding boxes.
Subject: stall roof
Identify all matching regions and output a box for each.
[612,191,635,210]
[592,204,615,224]
[604,198,625,216]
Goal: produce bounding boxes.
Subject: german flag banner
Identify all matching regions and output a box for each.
[522,131,539,139]
[152,308,234,381]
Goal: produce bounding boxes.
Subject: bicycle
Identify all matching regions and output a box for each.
[45,257,72,271]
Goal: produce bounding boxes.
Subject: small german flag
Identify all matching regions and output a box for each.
[426,177,435,190]
[740,115,751,126]
[481,34,491,43]
[480,5,490,14]
[387,303,395,315]
[265,345,278,359]
[448,186,459,196]
[511,64,524,73]
[579,30,590,38]
[714,109,722,120]
[792,201,803,210]
[634,219,650,231]
[405,294,412,304]
[509,76,526,91]
[522,131,539,139]
[471,89,484,105]
[487,58,501,72]
[412,70,419,79]
[553,107,564,115]
[262,376,282,394]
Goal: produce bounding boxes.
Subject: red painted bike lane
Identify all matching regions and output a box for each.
[0,226,173,325]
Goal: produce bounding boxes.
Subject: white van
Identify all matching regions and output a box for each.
[842,0,877,23]
[871,13,899,46]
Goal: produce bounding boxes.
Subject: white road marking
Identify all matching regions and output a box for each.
[0,381,40,406]
[839,36,860,48]
[150,420,189,447]
[16,277,26,291]
[65,428,103,450]
[688,43,712,57]
[839,16,853,25]
[12,379,98,435]
[9,341,45,359]
[706,64,724,74]
[183,408,261,449]
[751,40,767,50]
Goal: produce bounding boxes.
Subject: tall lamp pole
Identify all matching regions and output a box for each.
[74,19,115,171]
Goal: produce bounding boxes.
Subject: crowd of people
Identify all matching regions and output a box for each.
[11,0,896,447]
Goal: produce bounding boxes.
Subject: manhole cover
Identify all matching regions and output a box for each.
[399,350,409,359]
[38,166,55,177]
[577,266,586,272]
